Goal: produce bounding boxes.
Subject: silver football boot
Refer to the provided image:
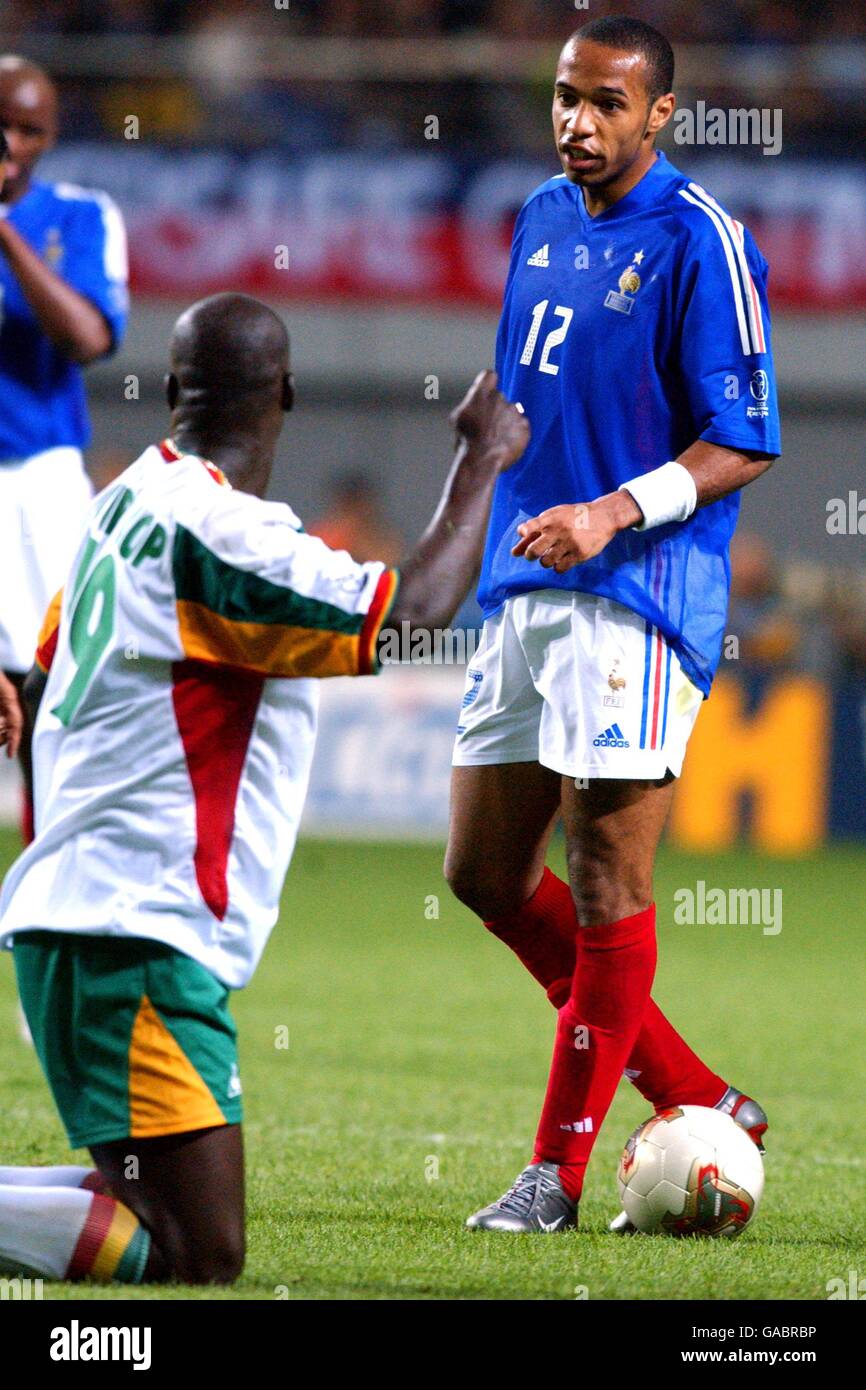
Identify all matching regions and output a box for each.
[466,1161,577,1233]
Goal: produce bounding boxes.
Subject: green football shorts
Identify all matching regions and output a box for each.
[13,931,243,1149]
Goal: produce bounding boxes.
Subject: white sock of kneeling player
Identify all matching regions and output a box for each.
[0,1164,105,1190]
[0,1184,150,1282]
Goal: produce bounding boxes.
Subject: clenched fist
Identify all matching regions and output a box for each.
[450,370,530,470]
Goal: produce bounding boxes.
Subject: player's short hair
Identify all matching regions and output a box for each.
[170,292,288,400]
[568,16,675,103]
[0,127,7,161]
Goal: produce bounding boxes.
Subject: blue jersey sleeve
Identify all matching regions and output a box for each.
[63,195,129,355]
[675,207,781,456]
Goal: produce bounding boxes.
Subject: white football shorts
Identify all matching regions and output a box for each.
[452,589,704,781]
[0,447,93,673]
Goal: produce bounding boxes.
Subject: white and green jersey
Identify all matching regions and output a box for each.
[0,440,398,987]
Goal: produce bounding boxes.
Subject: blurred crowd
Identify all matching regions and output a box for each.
[727,534,866,684]
[1,0,863,44]
[1,0,863,157]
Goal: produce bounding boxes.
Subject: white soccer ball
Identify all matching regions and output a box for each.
[617,1104,765,1237]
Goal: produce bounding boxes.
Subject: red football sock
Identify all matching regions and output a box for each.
[625,1000,727,1111]
[532,905,657,1201]
[484,870,726,1110]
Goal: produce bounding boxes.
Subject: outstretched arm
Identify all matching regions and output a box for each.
[511,441,776,574]
[384,371,529,636]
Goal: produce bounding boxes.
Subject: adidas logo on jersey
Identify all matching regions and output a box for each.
[527,243,550,267]
[593,722,630,748]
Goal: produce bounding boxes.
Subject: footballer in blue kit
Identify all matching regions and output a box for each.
[482,147,779,697]
[0,56,128,830]
[446,16,778,1235]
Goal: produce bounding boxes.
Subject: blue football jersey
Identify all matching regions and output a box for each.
[479,152,781,695]
[0,179,128,461]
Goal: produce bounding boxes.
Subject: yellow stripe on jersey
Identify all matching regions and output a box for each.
[35,588,64,673]
[176,599,362,678]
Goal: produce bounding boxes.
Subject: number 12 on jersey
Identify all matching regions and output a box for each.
[519,300,574,376]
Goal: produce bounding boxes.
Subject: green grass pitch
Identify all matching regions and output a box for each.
[1,828,864,1301]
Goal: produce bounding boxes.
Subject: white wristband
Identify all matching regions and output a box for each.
[618,461,697,531]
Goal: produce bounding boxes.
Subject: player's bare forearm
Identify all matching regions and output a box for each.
[0,219,112,362]
[673,439,777,507]
[389,442,502,629]
[513,442,777,573]
[384,371,529,637]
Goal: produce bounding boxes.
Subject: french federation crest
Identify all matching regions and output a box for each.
[605,250,644,315]
[44,227,64,267]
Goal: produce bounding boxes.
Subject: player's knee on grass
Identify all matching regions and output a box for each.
[121,1195,245,1285]
[90,1126,245,1285]
[159,1225,245,1285]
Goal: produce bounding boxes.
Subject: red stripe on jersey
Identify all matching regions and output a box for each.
[171,660,264,921]
[650,628,664,750]
[733,222,766,354]
[358,568,399,675]
[159,438,228,486]
[67,1193,115,1280]
[35,625,59,674]
[746,273,765,353]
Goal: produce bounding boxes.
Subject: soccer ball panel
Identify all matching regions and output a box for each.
[660,1133,715,1190]
[622,1144,663,1197]
[620,1185,655,1232]
[648,1178,690,1221]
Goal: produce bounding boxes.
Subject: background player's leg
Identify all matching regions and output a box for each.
[1,670,34,843]
[4,668,37,1047]
[90,1123,245,1284]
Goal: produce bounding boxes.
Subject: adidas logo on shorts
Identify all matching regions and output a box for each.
[593,722,630,749]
